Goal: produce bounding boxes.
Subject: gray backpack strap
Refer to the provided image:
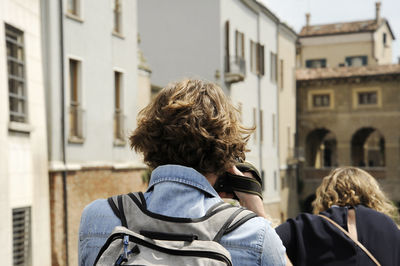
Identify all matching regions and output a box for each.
[108,192,257,242]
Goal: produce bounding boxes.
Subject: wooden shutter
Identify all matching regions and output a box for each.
[225,20,230,72]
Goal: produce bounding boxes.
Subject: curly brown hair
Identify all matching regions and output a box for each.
[129,79,253,175]
[313,167,400,225]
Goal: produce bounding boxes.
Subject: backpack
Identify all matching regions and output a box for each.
[94,192,257,266]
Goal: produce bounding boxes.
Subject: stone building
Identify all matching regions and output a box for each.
[40,0,150,264]
[138,0,297,220]
[0,0,51,265]
[296,2,400,212]
[297,65,400,210]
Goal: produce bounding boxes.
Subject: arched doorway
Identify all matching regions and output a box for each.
[306,129,337,168]
[351,128,385,167]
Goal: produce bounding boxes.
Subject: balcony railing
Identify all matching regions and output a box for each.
[69,103,85,143]
[114,110,126,145]
[225,56,246,84]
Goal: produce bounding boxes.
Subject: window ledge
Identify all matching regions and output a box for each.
[65,13,84,23]
[68,136,84,144]
[112,31,125,39]
[114,139,126,147]
[8,122,32,134]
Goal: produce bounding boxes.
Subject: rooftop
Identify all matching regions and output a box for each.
[296,64,400,81]
[299,19,394,39]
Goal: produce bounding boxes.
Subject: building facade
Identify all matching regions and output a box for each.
[138,0,297,219]
[296,2,400,212]
[40,0,148,265]
[0,0,51,265]
[298,2,394,68]
[277,23,298,220]
[297,65,400,210]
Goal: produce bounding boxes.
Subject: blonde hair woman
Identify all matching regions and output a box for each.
[276,167,400,266]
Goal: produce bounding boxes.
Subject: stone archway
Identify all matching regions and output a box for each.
[351,127,385,167]
[306,129,337,168]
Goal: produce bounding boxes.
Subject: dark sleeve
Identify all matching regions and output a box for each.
[275,216,307,265]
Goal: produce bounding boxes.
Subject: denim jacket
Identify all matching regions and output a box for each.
[78,165,286,265]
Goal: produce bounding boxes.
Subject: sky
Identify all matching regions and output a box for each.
[260,0,400,63]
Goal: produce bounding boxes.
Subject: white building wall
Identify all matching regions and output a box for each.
[43,0,140,167]
[138,0,221,87]
[258,12,280,202]
[139,0,281,204]
[0,0,51,265]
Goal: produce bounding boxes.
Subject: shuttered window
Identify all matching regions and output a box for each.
[13,207,31,266]
[6,24,27,123]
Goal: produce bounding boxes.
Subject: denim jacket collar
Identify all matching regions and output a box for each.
[147,164,219,198]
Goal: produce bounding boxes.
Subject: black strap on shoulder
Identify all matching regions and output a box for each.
[213,207,244,242]
[117,195,128,227]
[223,212,258,235]
[107,197,121,220]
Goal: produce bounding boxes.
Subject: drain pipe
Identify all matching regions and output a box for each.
[58,0,69,265]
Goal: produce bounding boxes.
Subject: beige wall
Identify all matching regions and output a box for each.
[301,40,374,67]
[278,28,296,168]
[278,26,299,220]
[374,24,393,64]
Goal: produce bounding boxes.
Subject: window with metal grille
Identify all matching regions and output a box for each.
[67,0,79,16]
[6,24,27,123]
[13,207,31,266]
[69,58,84,142]
[114,71,125,144]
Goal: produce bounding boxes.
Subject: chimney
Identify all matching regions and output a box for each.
[306,13,310,28]
[375,2,381,23]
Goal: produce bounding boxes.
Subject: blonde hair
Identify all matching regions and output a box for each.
[313,167,399,225]
[130,79,253,175]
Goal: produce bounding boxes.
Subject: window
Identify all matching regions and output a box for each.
[114,71,125,144]
[67,0,79,16]
[6,24,27,123]
[383,33,387,45]
[313,94,330,107]
[305,59,326,68]
[235,30,244,59]
[250,40,264,75]
[113,0,122,34]
[358,91,377,105]
[13,207,31,266]
[69,58,83,142]
[345,56,367,67]
[352,88,381,109]
[270,52,277,82]
[308,89,334,110]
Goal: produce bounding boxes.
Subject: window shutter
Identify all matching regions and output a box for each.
[362,56,368,66]
[225,21,230,72]
[306,60,312,68]
[241,33,245,58]
[13,207,31,266]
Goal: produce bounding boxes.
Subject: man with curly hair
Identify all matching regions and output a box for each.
[79,79,288,265]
